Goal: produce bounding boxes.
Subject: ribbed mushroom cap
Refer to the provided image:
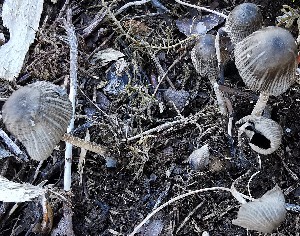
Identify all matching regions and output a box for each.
[191,34,218,78]
[236,115,282,155]
[233,185,286,233]
[225,3,263,45]
[2,81,72,161]
[235,26,298,96]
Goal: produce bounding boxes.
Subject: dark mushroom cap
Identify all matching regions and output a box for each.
[234,26,298,96]
[2,81,72,161]
[191,34,218,78]
[225,3,263,45]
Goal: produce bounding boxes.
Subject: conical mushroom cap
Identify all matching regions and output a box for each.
[2,81,72,161]
[235,26,298,96]
[191,34,218,79]
[225,3,263,45]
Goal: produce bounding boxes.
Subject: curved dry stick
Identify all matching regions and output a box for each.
[129,187,232,235]
[62,134,107,156]
[175,0,228,19]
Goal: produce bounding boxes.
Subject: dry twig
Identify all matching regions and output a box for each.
[0,129,28,162]
[114,0,151,16]
[175,0,228,18]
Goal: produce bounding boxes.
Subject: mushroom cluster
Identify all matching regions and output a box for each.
[225,3,298,155]
[192,3,298,155]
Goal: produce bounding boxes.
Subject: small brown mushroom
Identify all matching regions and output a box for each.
[234,26,298,116]
[2,81,107,161]
[191,34,227,114]
[225,3,263,45]
[236,115,282,155]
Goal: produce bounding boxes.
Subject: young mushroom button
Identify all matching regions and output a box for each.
[234,26,298,116]
[225,3,263,45]
[191,34,227,115]
[2,81,72,161]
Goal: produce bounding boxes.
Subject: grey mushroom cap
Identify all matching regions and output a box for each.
[2,81,72,161]
[236,115,283,155]
[233,185,286,233]
[225,3,263,45]
[235,26,298,96]
[191,34,218,78]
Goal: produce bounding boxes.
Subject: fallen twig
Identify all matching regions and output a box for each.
[82,8,107,38]
[175,0,228,19]
[147,49,175,90]
[114,0,151,16]
[129,186,232,235]
[153,51,186,96]
[0,129,28,162]
[122,108,211,142]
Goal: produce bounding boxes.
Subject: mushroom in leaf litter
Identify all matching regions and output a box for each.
[225,3,263,45]
[2,81,107,161]
[2,81,72,161]
[236,115,282,155]
[188,144,210,171]
[233,185,286,233]
[191,34,227,115]
[234,26,298,116]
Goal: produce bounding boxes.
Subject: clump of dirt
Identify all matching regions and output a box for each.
[0,0,299,235]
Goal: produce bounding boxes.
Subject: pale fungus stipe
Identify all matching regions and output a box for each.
[2,81,108,161]
[191,34,227,115]
[232,185,286,233]
[236,115,282,155]
[235,26,298,117]
[225,3,263,45]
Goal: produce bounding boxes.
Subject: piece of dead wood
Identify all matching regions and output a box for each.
[0,0,44,81]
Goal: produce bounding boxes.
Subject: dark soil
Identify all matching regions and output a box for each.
[0,0,300,235]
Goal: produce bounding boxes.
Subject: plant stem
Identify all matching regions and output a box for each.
[251,92,269,116]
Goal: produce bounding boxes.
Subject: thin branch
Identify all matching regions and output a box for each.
[175,0,228,19]
[153,51,186,96]
[62,134,108,156]
[114,0,151,16]
[147,49,175,90]
[62,8,78,192]
[82,8,107,38]
[129,187,232,235]
[0,129,28,162]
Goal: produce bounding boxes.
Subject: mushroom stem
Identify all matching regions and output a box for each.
[212,82,228,115]
[251,92,269,116]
